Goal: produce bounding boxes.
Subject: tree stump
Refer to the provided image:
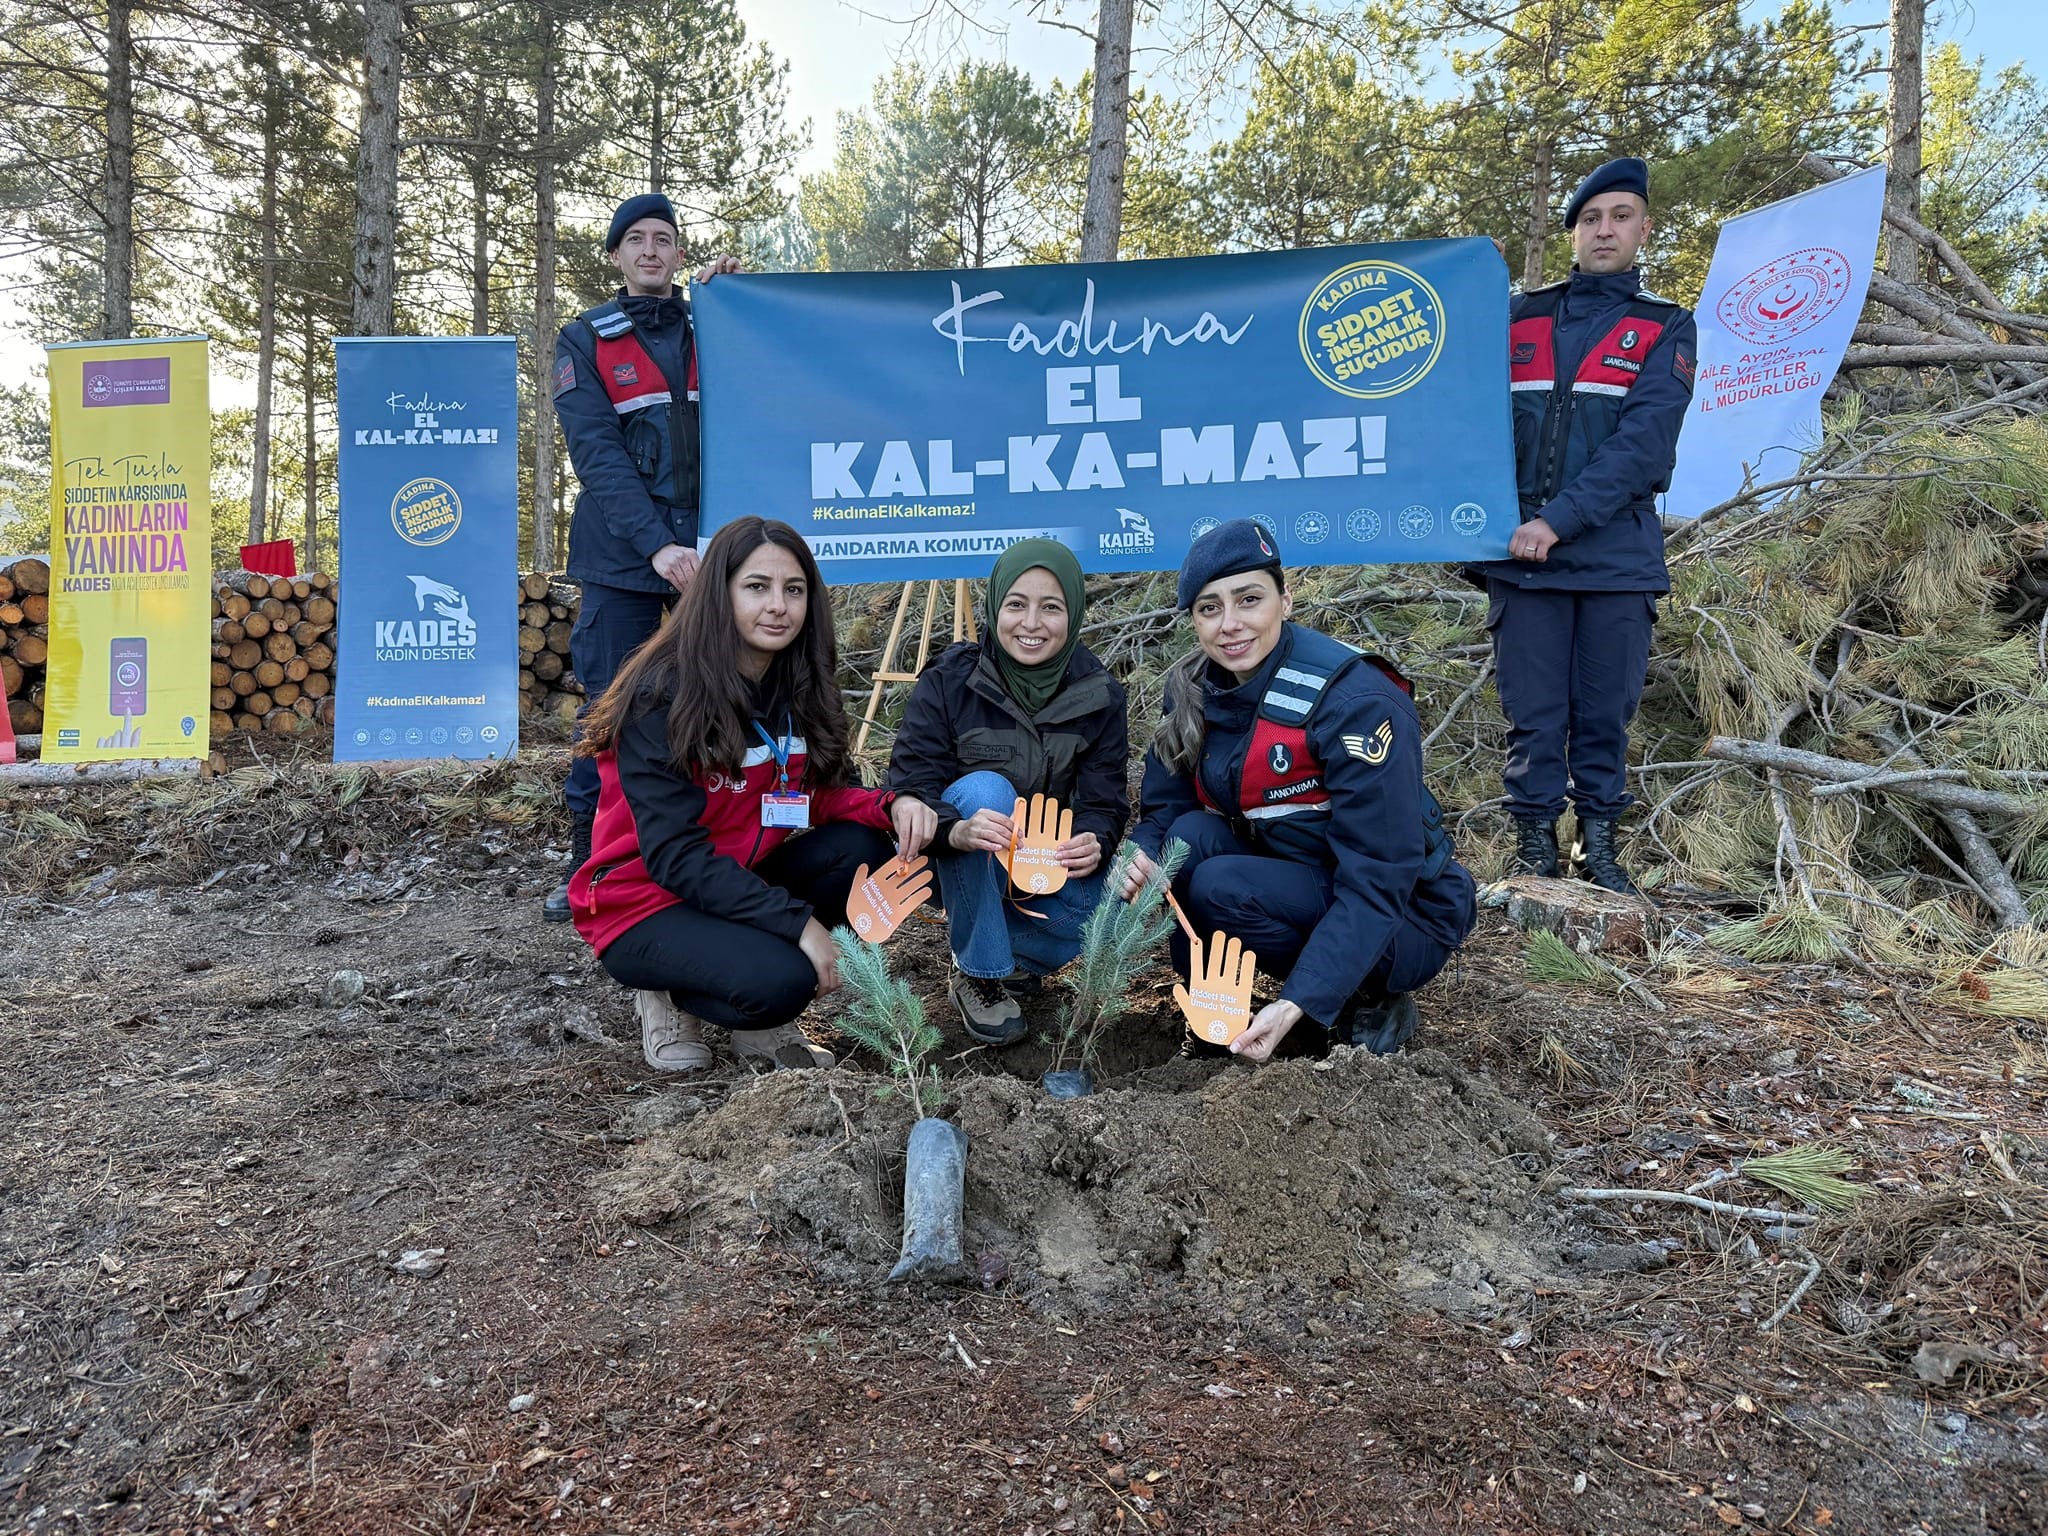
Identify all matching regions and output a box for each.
[1503,876,1659,957]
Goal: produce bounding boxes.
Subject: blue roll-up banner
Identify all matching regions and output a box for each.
[333,336,519,761]
[693,241,1517,581]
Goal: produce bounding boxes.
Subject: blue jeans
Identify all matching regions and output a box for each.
[936,771,1108,980]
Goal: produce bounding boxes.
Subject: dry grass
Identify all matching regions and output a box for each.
[1932,958,2048,1020]
[1534,1032,1594,1090]
[1804,1184,2048,1400]
[1740,1144,1865,1213]
[1,755,572,901]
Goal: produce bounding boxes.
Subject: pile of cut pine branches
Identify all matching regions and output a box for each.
[842,160,2047,973]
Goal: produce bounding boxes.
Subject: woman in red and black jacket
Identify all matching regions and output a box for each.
[570,516,938,1072]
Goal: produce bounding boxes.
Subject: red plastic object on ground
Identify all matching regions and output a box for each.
[0,661,16,764]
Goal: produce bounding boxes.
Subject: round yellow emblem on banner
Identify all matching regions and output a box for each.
[1299,261,1446,399]
[390,476,462,547]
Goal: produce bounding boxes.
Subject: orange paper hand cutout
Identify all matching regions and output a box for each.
[1005,793,1072,896]
[846,855,934,943]
[1173,927,1258,1047]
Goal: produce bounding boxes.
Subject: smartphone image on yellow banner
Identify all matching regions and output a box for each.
[109,637,148,716]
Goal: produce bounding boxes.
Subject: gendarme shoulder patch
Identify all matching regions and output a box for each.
[1342,719,1394,765]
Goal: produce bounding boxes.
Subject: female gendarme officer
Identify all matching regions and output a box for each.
[1120,519,1477,1062]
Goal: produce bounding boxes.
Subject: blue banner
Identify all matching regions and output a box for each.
[333,336,519,761]
[694,241,1517,581]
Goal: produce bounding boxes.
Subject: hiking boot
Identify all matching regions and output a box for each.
[1573,816,1641,896]
[635,990,712,1073]
[729,1023,836,1072]
[543,814,594,923]
[951,969,1026,1047]
[1512,819,1560,878]
[1338,993,1420,1056]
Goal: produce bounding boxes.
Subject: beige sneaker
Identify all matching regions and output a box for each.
[728,1023,835,1072]
[635,990,712,1073]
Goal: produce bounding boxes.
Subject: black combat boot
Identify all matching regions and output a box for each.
[1337,993,1420,1056]
[1573,816,1641,896]
[542,814,594,923]
[1512,819,1561,878]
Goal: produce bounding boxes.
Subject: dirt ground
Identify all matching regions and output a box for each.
[3,750,2046,1534]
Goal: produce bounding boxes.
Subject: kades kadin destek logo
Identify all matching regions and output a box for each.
[375,574,478,663]
[1098,507,1156,556]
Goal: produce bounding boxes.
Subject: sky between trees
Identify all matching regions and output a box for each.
[1,0,2044,565]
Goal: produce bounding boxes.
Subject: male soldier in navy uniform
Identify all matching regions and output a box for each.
[542,192,739,921]
[1476,157,1697,894]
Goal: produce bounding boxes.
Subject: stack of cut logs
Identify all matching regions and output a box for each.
[210,571,337,736]
[0,556,50,735]
[4,563,579,746]
[517,571,583,725]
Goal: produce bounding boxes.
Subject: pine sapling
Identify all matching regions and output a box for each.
[1051,839,1188,1073]
[831,931,969,1283]
[831,928,943,1120]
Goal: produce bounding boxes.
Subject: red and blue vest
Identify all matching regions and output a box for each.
[586,301,698,412]
[1509,280,1682,508]
[581,299,700,512]
[1197,628,1452,879]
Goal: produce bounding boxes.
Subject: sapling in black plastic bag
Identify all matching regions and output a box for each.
[830,929,965,1282]
[1043,839,1187,1097]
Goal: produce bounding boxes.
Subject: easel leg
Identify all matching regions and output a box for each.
[911,579,941,672]
[854,578,979,761]
[856,581,916,758]
[953,578,977,643]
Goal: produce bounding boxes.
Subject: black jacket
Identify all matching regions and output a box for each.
[1472,265,1696,593]
[555,288,701,594]
[886,641,1130,856]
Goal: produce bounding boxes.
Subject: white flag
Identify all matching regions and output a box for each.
[1663,164,1886,519]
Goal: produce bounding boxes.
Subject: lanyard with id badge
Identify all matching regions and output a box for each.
[757,716,810,828]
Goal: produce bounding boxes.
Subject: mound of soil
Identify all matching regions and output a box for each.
[594,1044,1558,1314]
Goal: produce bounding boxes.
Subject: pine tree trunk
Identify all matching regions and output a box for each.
[470,82,490,333]
[530,1,559,569]
[302,309,318,568]
[649,78,664,193]
[103,0,135,337]
[1886,0,1925,287]
[1078,0,1134,263]
[1522,136,1553,291]
[250,68,282,545]
[350,0,404,337]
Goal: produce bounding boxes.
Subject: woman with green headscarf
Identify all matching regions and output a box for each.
[886,540,1131,1046]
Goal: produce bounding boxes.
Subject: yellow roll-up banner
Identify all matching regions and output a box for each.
[44,337,212,762]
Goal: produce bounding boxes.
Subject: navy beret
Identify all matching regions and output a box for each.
[1563,157,1649,228]
[606,192,679,251]
[1177,518,1283,610]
